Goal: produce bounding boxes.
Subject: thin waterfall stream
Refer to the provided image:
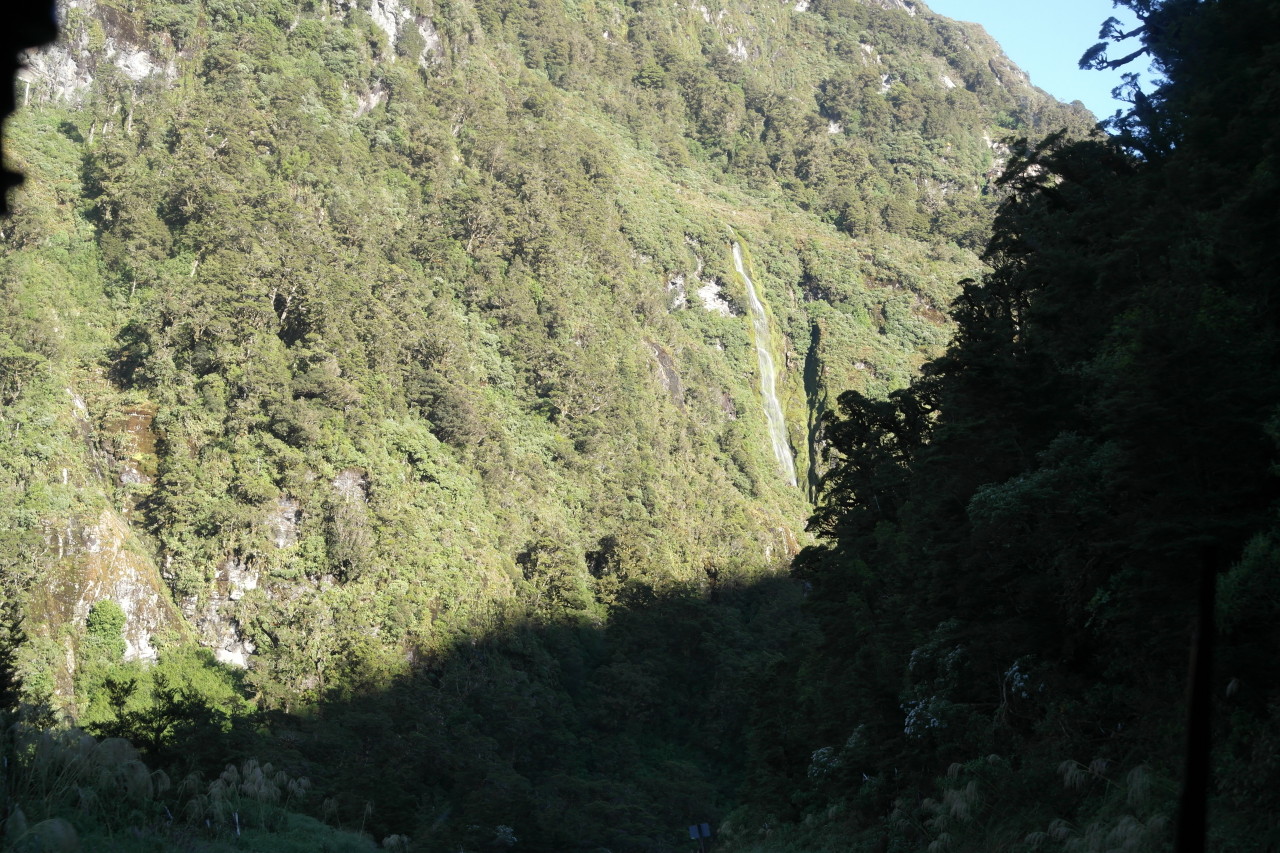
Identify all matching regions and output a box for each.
[733,243,797,487]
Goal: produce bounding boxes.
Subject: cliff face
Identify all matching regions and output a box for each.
[37,508,176,662]
[3,0,1091,703]
[18,0,175,105]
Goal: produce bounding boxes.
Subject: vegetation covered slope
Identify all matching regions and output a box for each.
[1,0,1085,711]
[1,0,1096,848]
[734,0,1280,850]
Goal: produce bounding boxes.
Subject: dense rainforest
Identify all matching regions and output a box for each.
[1,0,1277,849]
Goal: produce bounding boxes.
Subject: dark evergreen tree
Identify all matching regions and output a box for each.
[759,1,1280,849]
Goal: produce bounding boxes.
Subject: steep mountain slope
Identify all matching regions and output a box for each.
[2,0,1093,847]
[5,0,1086,687]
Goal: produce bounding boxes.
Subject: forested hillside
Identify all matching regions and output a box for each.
[8,0,1269,850]
[2,0,1084,678]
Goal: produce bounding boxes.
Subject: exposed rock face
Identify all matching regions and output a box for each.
[647,343,684,406]
[696,278,737,317]
[332,468,368,503]
[186,556,259,669]
[267,497,302,550]
[192,491,309,667]
[223,557,260,602]
[865,0,917,15]
[18,42,93,103]
[364,0,443,67]
[415,18,443,66]
[666,273,689,310]
[369,0,406,43]
[678,238,741,317]
[355,81,389,118]
[41,510,177,662]
[30,390,180,665]
[214,559,258,667]
[18,0,176,105]
[209,623,256,669]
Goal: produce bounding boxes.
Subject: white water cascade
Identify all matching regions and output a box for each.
[733,243,797,487]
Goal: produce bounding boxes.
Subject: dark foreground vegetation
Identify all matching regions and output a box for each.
[758,0,1280,848]
[4,581,807,851]
[3,0,1279,850]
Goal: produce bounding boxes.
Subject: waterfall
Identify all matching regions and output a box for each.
[733,243,797,487]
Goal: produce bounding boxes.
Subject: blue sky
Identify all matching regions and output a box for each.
[921,0,1151,120]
